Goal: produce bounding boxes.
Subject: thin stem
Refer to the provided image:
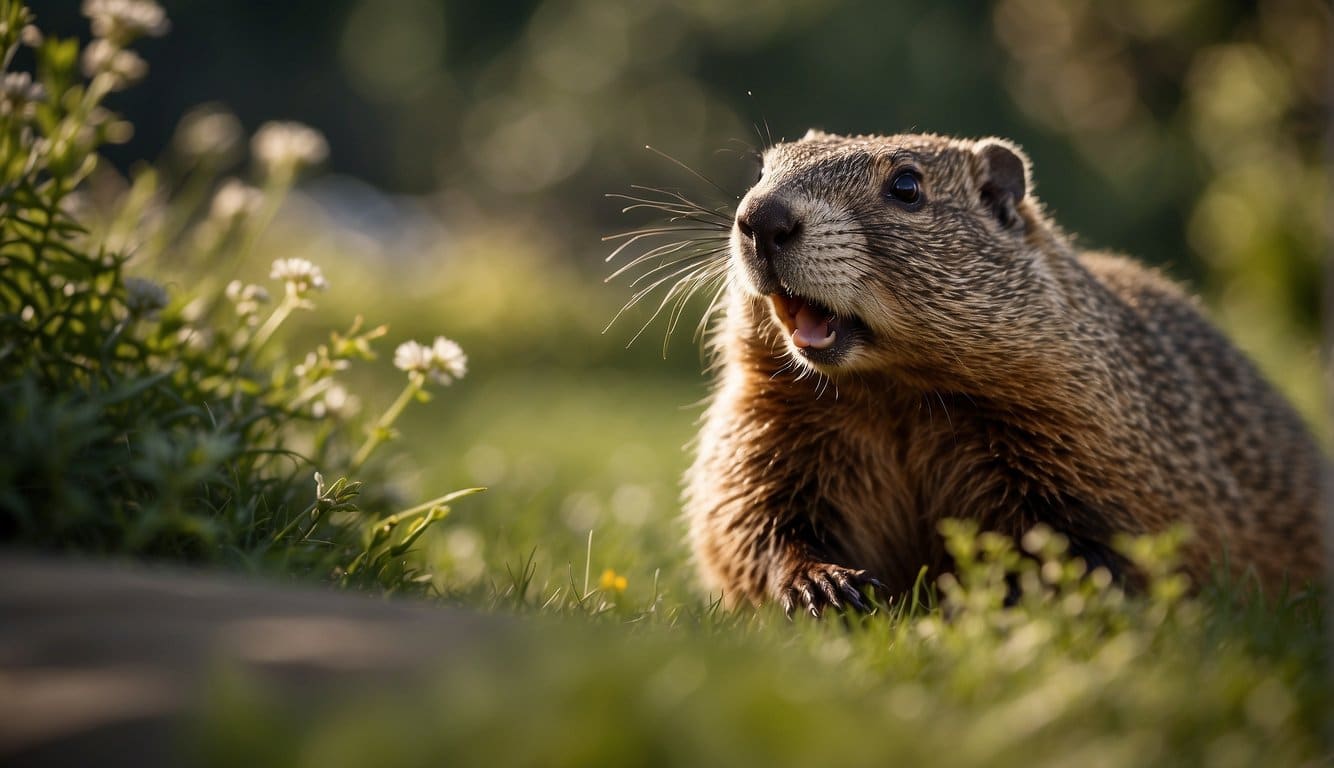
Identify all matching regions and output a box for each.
[248,288,297,354]
[150,158,221,264]
[237,170,292,265]
[374,486,485,531]
[583,529,593,598]
[289,376,334,409]
[272,500,319,543]
[351,372,423,470]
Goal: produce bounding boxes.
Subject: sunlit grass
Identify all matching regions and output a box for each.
[196,518,1329,768]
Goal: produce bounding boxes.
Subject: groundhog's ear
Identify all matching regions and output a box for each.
[972,138,1030,229]
[802,128,832,141]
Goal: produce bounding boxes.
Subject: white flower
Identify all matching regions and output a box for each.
[0,72,44,119]
[293,350,348,378]
[252,121,328,176]
[174,106,242,163]
[430,336,468,380]
[82,0,169,43]
[293,351,318,378]
[81,39,147,90]
[20,24,43,48]
[224,280,270,322]
[124,277,167,317]
[270,258,328,298]
[211,179,264,223]
[312,383,358,419]
[393,341,430,373]
[394,336,468,385]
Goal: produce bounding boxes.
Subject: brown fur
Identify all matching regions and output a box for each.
[683,131,1323,613]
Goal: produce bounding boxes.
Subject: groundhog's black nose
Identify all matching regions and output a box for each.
[737,196,798,261]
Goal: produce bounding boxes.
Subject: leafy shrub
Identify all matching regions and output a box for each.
[0,0,476,590]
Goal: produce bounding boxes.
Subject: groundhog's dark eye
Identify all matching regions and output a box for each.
[886,171,922,206]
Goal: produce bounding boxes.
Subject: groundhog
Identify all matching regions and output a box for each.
[670,130,1323,616]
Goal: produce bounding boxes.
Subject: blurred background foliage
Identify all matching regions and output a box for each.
[35,0,1330,594]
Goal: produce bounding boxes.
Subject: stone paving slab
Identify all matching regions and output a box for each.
[0,554,499,767]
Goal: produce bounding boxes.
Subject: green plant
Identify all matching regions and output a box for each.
[0,0,478,591]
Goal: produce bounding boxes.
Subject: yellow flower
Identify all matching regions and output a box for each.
[599,568,627,593]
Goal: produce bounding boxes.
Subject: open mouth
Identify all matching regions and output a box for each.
[768,289,865,361]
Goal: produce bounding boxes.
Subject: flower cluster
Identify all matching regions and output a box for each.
[270,257,328,299]
[19,23,41,48]
[252,121,328,176]
[224,280,270,323]
[123,276,167,318]
[211,179,264,223]
[79,0,168,92]
[393,336,468,386]
[293,348,349,379]
[0,72,43,120]
[82,0,169,45]
[174,106,242,164]
[311,382,358,419]
[81,39,146,90]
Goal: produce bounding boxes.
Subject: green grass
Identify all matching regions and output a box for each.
[397,369,703,597]
[195,518,1331,768]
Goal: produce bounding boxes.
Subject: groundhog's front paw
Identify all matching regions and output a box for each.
[776,562,885,619]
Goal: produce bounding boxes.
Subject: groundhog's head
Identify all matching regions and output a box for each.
[733,131,1049,380]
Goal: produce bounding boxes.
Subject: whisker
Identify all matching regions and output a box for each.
[693,272,730,343]
[668,262,731,354]
[604,230,724,266]
[628,185,736,221]
[623,262,711,312]
[608,238,722,281]
[603,225,728,242]
[745,90,775,150]
[605,170,738,349]
[608,198,731,224]
[627,246,727,288]
[643,145,734,201]
[625,253,708,290]
[608,206,727,229]
[725,137,761,156]
[626,268,710,349]
[664,269,717,355]
[609,256,725,339]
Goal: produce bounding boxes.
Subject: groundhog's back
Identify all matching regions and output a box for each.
[1079,251,1324,589]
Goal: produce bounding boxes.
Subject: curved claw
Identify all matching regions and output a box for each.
[832,571,872,613]
[817,576,844,609]
[777,563,886,619]
[797,581,820,618]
